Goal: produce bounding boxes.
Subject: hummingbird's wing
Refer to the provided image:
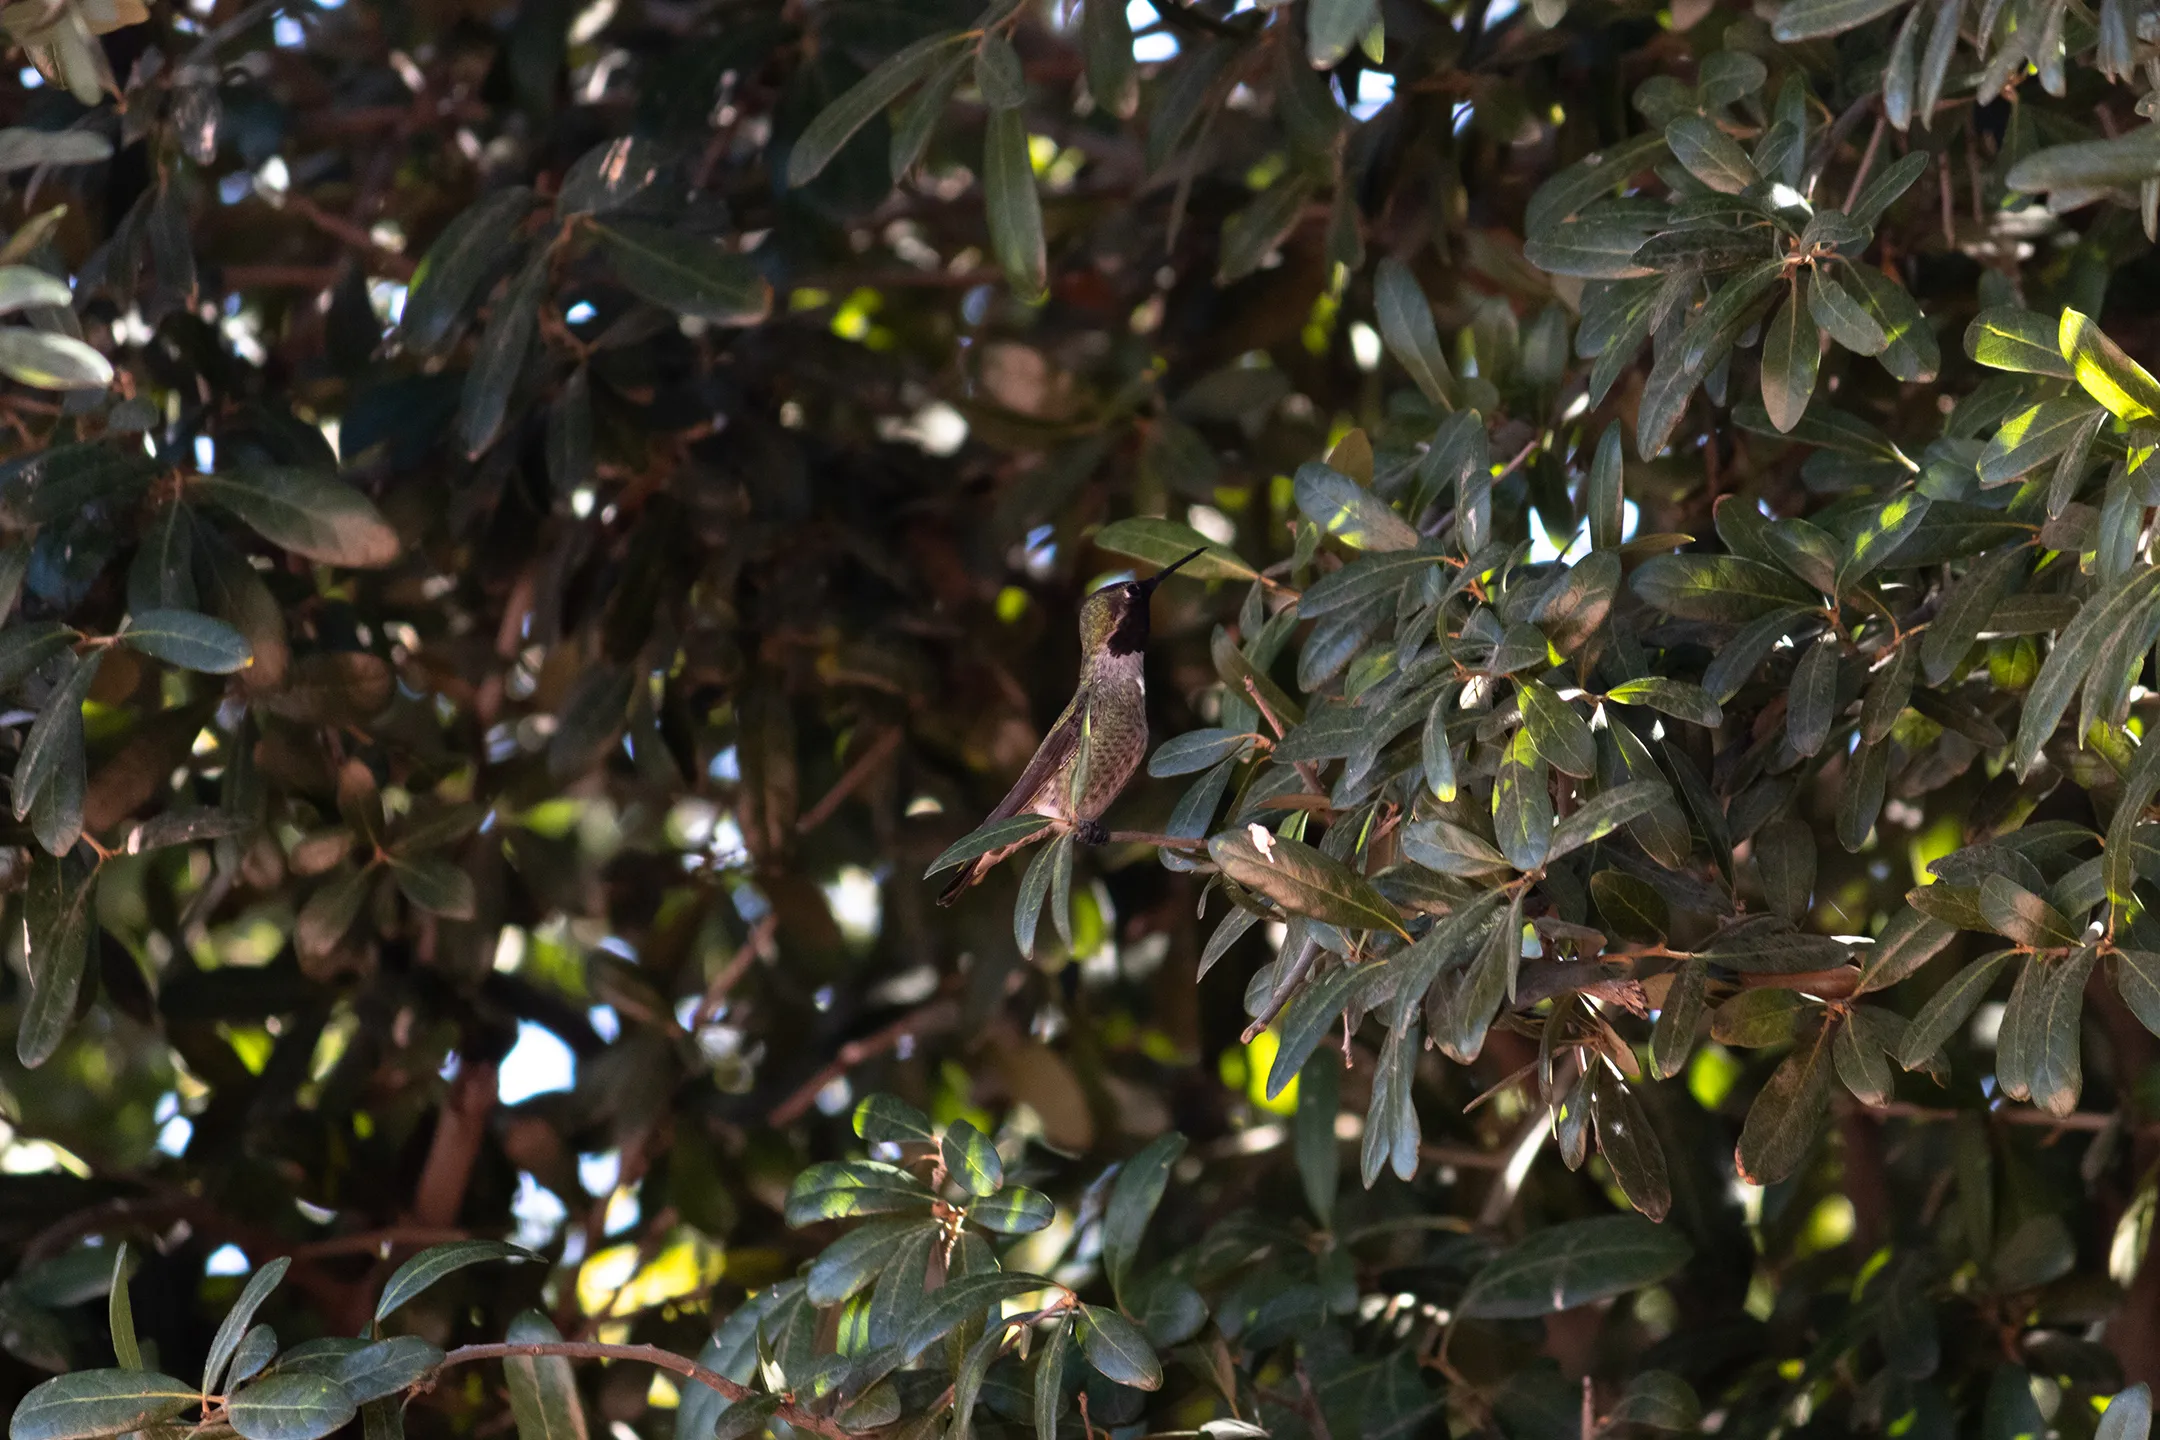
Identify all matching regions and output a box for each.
[979,696,1083,824]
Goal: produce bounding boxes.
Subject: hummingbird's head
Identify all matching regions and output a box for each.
[1080,547,1206,656]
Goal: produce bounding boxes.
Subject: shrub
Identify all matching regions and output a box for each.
[9,0,2160,1434]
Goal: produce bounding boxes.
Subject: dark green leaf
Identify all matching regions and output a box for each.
[785,32,969,187]
[375,1242,541,1323]
[1076,1306,1161,1390]
[1734,1036,1832,1184]
[502,1312,585,1440]
[984,108,1046,303]
[1103,1132,1184,1302]
[1458,1215,1692,1319]
[10,1370,199,1440]
[1207,828,1407,937]
[1897,950,2016,1068]
[593,223,771,325]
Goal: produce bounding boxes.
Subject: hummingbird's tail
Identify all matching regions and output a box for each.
[937,858,983,907]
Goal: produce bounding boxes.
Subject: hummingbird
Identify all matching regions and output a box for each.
[938,547,1207,906]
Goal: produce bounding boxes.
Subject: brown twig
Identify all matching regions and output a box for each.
[768,998,962,1126]
[285,194,416,280]
[1843,115,1887,213]
[796,728,904,835]
[1104,829,1210,850]
[692,912,777,1029]
[287,1227,471,1261]
[1242,676,1325,796]
[436,1343,850,1439]
[1856,1099,2159,1133]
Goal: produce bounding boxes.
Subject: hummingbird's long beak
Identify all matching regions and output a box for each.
[1140,546,1208,593]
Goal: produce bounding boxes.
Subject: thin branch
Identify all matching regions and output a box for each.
[768,998,961,1126]
[692,912,776,1029]
[1841,114,1888,213]
[796,728,904,835]
[437,1343,850,1440]
[1858,1099,2157,1133]
[1103,829,1209,850]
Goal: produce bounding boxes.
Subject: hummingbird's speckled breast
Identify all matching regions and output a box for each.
[1030,654,1148,823]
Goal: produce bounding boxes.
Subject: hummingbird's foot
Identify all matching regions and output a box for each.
[1074,819,1110,846]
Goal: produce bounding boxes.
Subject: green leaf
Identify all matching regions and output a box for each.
[1734,1036,1832,1184]
[1075,1306,1162,1390]
[806,1218,920,1305]
[1548,780,1669,860]
[2098,1384,2154,1440]
[401,189,534,353]
[201,1257,290,1397]
[195,468,399,569]
[1965,307,2075,377]
[1630,554,1818,621]
[1666,116,1758,194]
[502,1311,586,1440]
[1033,1318,1069,1440]
[1493,728,1553,872]
[889,50,966,179]
[592,223,771,326]
[1591,1068,1670,1221]
[0,265,74,315]
[18,851,96,1068]
[2061,308,2160,421]
[1517,680,1595,778]
[942,1117,1003,1197]
[1980,400,2103,486]
[1522,215,1658,279]
[785,32,969,187]
[1103,1132,1184,1303]
[1980,874,2080,947]
[1458,1215,1692,1319]
[1810,271,1889,355]
[16,648,94,855]
[1651,958,1707,1078]
[1400,818,1511,876]
[554,138,663,218]
[1218,171,1319,286]
[457,247,545,458]
[1896,950,2016,1068]
[1307,0,1380,66]
[1771,0,1905,40]
[10,1370,199,1440]
[1760,281,1819,433]
[1612,1373,1702,1431]
[984,107,1046,303]
[108,1244,139,1372]
[1833,1011,1896,1105]
[1786,639,1840,757]
[1857,908,1957,992]
[1294,463,1419,551]
[854,1094,936,1146]
[0,330,111,391]
[229,1375,358,1440]
[784,1160,935,1225]
[1605,677,1722,727]
[897,1273,1046,1360]
[121,609,252,673]
[1092,518,1256,582]
[1712,989,1806,1047]
[924,814,1053,878]
[0,129,113,170]
[1083,0,1137,118]
[971,1188,1055,1233]
[330,1338,444,1405]
[1882,0,1922,129]
[1372,257,1454,408]
[1013,833,1062,958]
[2012,563,2160,775]
[2005,127,2160,196]
[389,854,477,920]
[1526,134,1668,235]
[2027,947,2095,1115]
[375,1241,541,1324]
[1206,827,1407,937]
[1924,548,2026,685]
[1845,265,1938,382]
[1586,421,1626,551]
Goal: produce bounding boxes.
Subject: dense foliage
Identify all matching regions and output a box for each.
[16,0,2160,1433]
